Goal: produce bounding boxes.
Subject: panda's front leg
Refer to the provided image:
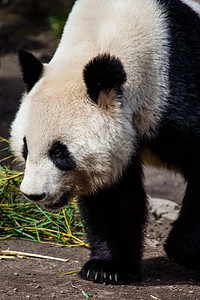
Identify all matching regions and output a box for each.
[78,159,148,285]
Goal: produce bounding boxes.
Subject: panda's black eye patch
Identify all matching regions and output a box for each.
[22,136,28,160]
[49,142,76,171]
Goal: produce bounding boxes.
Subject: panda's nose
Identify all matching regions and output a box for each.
[23,193,46,202]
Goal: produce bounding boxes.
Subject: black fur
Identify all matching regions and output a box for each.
[83,54,127,103]
[22,136,28,161]
[49,141,76,171]
[79,159,147,284]
[18,49,43,92]
[145,0,200,270]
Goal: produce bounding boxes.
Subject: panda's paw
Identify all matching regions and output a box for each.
[164,223,200,271]
[165,238,200,271]
[79,259,142,285]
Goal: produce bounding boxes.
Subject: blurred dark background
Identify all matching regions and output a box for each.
[0,0,75,140]
[0,0,187,202]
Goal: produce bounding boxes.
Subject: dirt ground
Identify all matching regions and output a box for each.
[0,1,200,299]
[1,215,200,300]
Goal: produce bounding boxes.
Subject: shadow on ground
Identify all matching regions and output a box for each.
[142,256,200,286]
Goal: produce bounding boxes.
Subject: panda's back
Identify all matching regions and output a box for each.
[51,0,168,68]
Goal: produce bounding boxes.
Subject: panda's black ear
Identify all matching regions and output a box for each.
[18,49,43,92]
[83,54,127,108]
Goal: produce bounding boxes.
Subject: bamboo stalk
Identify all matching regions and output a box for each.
[59,269,80,275]
[0,141,86,246]
[1,250,68,262]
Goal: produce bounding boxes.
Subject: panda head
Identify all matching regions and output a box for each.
[10,50,136,210]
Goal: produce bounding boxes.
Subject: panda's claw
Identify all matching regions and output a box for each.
[94,271,98,281]
[115,272,118,283]
[103,272,106,280]
[79,258,142,285]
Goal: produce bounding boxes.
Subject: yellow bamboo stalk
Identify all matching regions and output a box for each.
[1,250,68,262]
[0,155,13,163]
[24,226,88,246]
[14,219,20,227]
[0,173,23,181]
[62,208,72,236]
[0,137,10,143]
[59,269,80,275]
[0,236,12,240]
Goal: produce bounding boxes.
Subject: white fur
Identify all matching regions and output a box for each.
[52,0,169,137]
[181,0,200,15]
[10,94,30,166]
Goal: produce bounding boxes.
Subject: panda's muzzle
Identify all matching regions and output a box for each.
[44,190,73,211]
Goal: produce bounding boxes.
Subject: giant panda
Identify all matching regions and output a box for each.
[10,0,200,284]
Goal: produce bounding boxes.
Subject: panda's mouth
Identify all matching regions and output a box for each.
[44,190,73,211]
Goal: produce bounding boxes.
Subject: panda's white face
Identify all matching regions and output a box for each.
[10,54,136,210]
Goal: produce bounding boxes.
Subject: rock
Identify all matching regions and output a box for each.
[146,238,159,247]
[149,197,180,221]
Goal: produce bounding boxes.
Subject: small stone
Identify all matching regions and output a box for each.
[149,197,180,221]
[14,272,19,276]
[146,238,159,247]
[189,291,194,294]
[35,285,41,289]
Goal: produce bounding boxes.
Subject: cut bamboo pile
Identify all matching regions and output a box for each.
[0,137,87,247]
